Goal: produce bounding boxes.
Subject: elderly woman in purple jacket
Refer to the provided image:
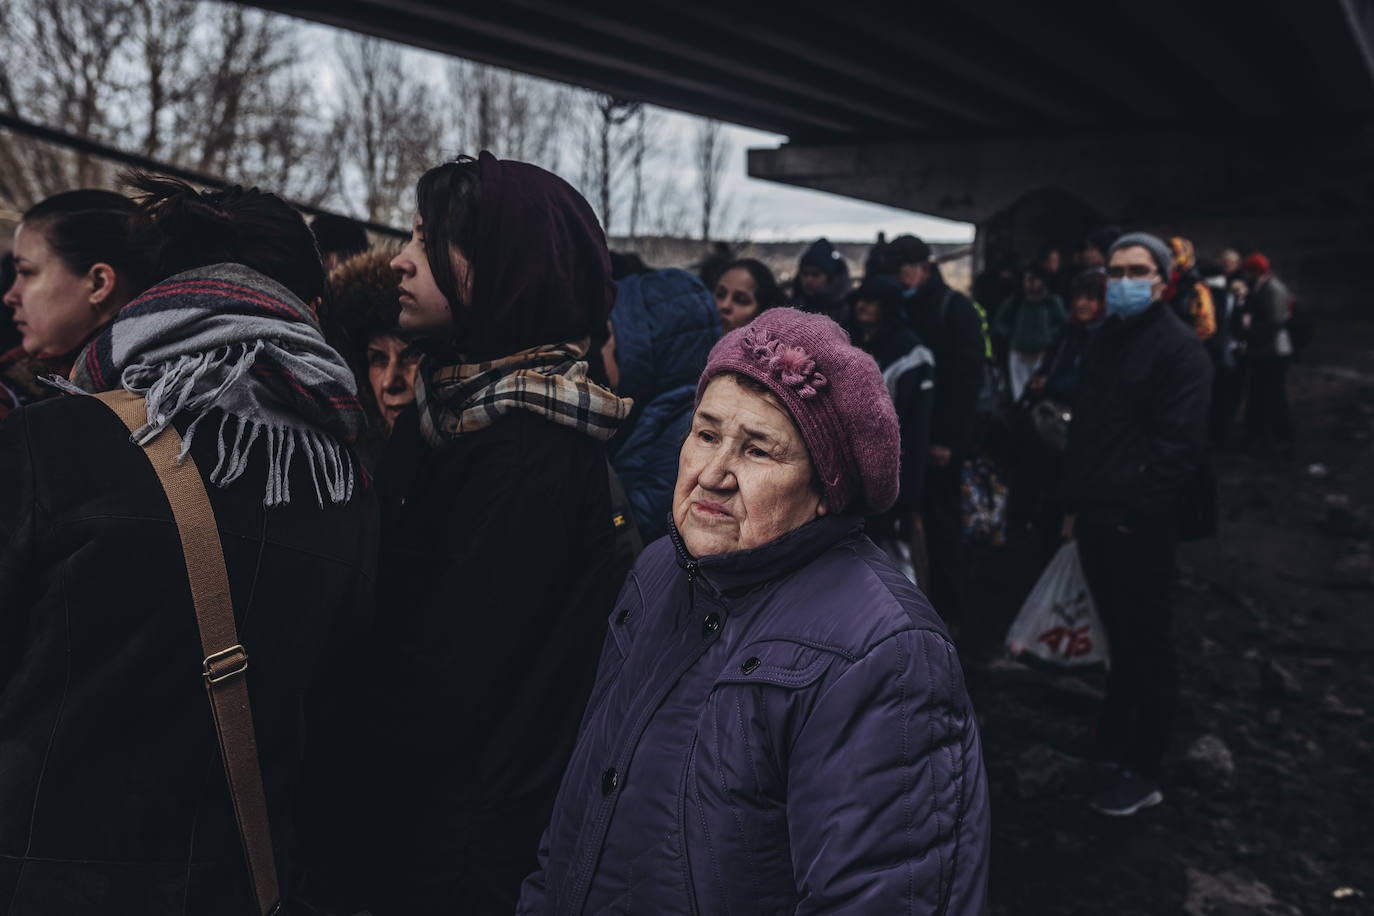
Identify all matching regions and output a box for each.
[518,308,990,915]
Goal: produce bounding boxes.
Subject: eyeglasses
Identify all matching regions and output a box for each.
[1106,264,1158,279]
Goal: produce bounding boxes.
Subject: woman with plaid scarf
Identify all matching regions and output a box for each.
[343,153,635,915]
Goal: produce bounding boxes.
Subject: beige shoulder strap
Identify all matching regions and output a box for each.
[95,390,281,916]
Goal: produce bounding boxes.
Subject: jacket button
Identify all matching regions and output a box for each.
[702,613,721,637]
[601,767,619,795]
[741,656,760,674]
[616,608,630,625]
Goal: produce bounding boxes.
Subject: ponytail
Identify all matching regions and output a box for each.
[125,171,325,305]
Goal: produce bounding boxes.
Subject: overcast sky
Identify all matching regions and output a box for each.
[300,19,974,245]
[651,110,974,244]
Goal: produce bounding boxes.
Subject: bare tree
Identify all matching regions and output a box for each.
[131,0,197,158]
[565,94,654,235]
[0,0,139,195]
[0,0,330,210]
[589,96,641,234]
[626,106,653,241]
[334,34,442,224]
[449,60,570,169]
[694,119,730,241]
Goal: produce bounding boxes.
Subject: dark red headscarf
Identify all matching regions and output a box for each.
[463,151,616,362]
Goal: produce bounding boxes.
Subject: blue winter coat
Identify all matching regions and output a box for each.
[517,516,991,915]
[608,269,721,541]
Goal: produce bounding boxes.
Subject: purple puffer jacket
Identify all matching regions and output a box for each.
[517,515,990,915]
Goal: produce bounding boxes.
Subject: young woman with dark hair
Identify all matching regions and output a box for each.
[712,256,784,331]
[0,173,377,915]
[358,151,635,915]
[1,189,145,418]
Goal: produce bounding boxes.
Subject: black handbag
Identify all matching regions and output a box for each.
[1029,398,1072,453]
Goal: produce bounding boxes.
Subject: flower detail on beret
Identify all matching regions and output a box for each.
[742,328,829,399]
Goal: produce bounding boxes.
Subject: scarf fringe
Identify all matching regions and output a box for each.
[105,341,355,509]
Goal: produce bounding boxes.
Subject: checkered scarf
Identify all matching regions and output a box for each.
[416,338,632,446]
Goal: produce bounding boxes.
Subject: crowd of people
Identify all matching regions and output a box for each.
[0,150,1304,915]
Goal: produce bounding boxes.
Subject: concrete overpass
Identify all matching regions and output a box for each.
[253,0,1374,307]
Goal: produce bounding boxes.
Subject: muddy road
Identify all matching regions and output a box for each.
[962,319,1374,915]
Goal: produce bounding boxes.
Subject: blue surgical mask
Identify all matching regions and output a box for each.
[1105,277,1154,318]
[902,284,918,299]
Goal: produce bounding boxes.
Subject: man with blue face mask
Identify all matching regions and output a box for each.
[1061,231,1213,817]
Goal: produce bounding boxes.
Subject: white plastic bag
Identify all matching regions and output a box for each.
[1004,542,1110,668]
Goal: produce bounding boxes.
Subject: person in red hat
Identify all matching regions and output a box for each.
[1239,253,1295,455]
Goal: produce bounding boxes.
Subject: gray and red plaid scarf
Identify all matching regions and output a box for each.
[65,263,365,507]
[416,338,632,446]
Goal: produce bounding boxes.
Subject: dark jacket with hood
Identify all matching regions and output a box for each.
[846,275,935,531]
[607,269,720,543]
[366,153,634,915]
[903,264,985,457]
[516,517,990,915]
[1063,301,1212,531]
[790,238,852,323]
[0,273,377,915]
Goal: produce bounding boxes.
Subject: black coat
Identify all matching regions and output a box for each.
[904,271,986,457]
[362,407,632,915]
[1063,303,1213,530]
[1032,321,1097,407]
[0,396,377,915]
[851,319,935,527]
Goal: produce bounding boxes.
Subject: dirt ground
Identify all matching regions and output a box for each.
[960,318,1374,915]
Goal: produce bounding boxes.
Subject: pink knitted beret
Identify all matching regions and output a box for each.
[696,307,900,516]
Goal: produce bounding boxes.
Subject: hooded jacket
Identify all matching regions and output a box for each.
[517,516,990,915]
[607,269,721,542]
[363,153,633,915]
[903,265,985,457]
[846,276,935,527]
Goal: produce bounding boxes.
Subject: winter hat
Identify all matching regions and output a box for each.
[1243,253,1271,276]
[847,272,906,325]
[799,237,843,278]
[885,234,931,267]
[322,246,403,364]
[696,307,900,516]
[1108,232,1174,280]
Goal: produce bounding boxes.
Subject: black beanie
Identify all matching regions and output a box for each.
[799,237,843,278]
[886,234,931,267]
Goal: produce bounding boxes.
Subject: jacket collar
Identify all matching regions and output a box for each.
[667,514,864,598]
[1106,300,1168,336]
